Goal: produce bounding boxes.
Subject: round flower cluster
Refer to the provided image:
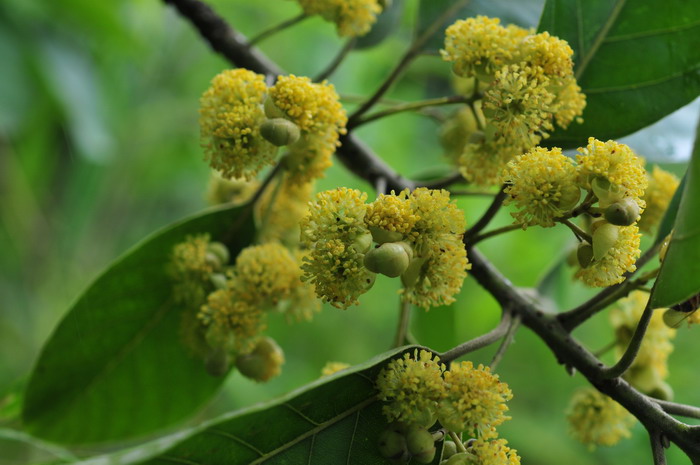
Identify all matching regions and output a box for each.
[566,387,636,449]
[610,291,675,398]
[440,16,586,185]
[502,138,648,287]
[637,166,680,233]
[376,350,519,464]
[300,187,469,309]
[295,0,385,37]
[200,70,346,184]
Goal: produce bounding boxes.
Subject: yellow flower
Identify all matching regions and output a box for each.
[610,291,675,393]
[518,31,574,78]
[575,224,641,287]
[638,166,680,233]
[199,69,277,180]
[566,387,636,449]
[365,190,420,238]
[170,234,225,308]
[502,147,580,228]
[321,361,350,377]
[576,138,648,204]
[441,16,525,79]
[296,0,383,37]
[206,171,259,205]
[255,174,313,245]
[551,75,586,129]
[283,250,322,323]
[438,361,512,438]
[458,138,515,186]
[376,350,446,426]
[199,288,267,355]
[409,188,466,239]
[465,438,521,465]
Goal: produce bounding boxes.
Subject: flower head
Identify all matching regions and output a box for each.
[575,224,641,287]
[518,32,574,78]
[365,189,420,239]
[376,350,446,426]
[566,387,636,449]
[255,174,313,244]
[438,361,512,438]
[296,0,383,37]
[199,69,276,180]
[502,146,580,227]
[464,438,521,465]
[638,166,679,233]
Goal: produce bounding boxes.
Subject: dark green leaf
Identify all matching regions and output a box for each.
[652,174,686,246]
[74,346,442,465]
[356,0,405,50]
[0,428,77,463]
[539,0,700,147]
[416,0,544,53]
[22,204,256,444]
[651,117,700,307]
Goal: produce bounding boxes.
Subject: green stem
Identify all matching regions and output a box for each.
[354,95,472,127]
[314,38,356,82]
[469,224,522,245]
[489,313,521,370]
[393,297,412,348]
[560,219,593,243]
[463,185,508,242]
[449,432,467,453]
[440,310,513,363]
[248,13,308,46]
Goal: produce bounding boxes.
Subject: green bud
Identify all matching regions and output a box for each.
[663,308,687,328]
[576,242,594,268]
[442,441,457,460]
[364,242,411,278]
[260,118,300,146]
[401,257,427,288]
[647,381,674,401]
[445,452,471,465]
[369,226,403,244]
[378,429,409,461]
[235,337,284,382]
[413,448,437,464]
[406,425,436,458]
[207,242,230,266]
[556,184,582,212]
[263,96,286,119]
[205,348,230,377]
[591,176,624,207]
[210,272,228,290]
[604,198,640,226]
[350,231,373,254]
[592,222,619,261]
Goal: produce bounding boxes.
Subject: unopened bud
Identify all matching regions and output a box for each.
[206,242,230,268]
[577,242,594,268]
[350,231,373,254]
[369,226,403,244]
[401,257,427,288]
[592,222,619,261]
[406,425,436,463]
[442,441,457,460]
[263,96,286,119]
[235,337,285,382]
[364,242,412,278]
[210,272,228,290]
[604,198,640,226]
[444,452,470,465]
[260,118,300,146]
[378,429,409,461]
[591,177,624,207]
[556,185,582,212]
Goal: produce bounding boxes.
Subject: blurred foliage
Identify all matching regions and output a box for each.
[0,0,698,464]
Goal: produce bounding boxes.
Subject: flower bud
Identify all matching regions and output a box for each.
[369,226,403,244]
[209,272,228,290]
[401,257,427,288]
[577,242,594,268]
[364,242,412,278]
[207,241,230,266]
[378,429,409,461]
[444,452,470,465]
[406,425,436,463]
[263,96,286,119]
[604,198,640,226]
[235,337,285,382]
[442,441,457,460]
[205,347,230,377]
[591,176,624,207]
[260,118,300,146]
[556,184,581,212]
[592,222,619,261]
[349,231,373,254]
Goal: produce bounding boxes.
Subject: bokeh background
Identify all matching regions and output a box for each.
[1,0,698,463]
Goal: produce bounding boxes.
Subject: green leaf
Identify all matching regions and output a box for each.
[356,0,405,50]
[22,204,257,445]
[74,346,442,465]
[416,0,544,53]
[0,428,77,463]
[652,173,686,246]
[651,117,700,307]
[539,0,700,147]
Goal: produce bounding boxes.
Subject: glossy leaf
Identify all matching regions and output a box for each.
[653,173,686,247]
[74,346,442,465]
[539,0,700,147]
[356,0,405,50]
[651,118,700,307]
[22,204,257,444]
[0,428,77,463]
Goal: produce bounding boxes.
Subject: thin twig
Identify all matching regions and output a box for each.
[416,172,465,190]
[314,38,356,82]
[375,176,388,196]
[490,313,521,370]
[354,95,472,127]
[463,186,508,243]
[440,310,513,363]
[448,432,467,453]
[560,219,593,243]
[593,340,617,358]
[599,301,655,379]
[469,224,522,245]
[248,13,308,46]
[347,0,470,125]
[650,430,668,465]
[654,399,700,420]
[449,190,497,197]
[393,298,412,348]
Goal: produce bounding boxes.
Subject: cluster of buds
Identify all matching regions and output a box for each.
[375,350,519,464]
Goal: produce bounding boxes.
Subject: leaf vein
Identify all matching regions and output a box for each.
[575,0,627,79]
[206,428,264,455]
[584,64,700,94]
[346,410,361,465]
[284,403,321,426]
[604,20,700,43]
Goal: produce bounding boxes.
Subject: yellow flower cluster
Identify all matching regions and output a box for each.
[440,16,586,185]
[366,191,420,237]
[610,291,675,396]
[269,75,347,184]
[566,387,636,449]
[575,224,641,287]
[206,171,259,206]
[638,166,679,233]
[321,361,350,377]
[465,438,521,465]
[199,69,276,180]
[170,234,227,309]
[199,289,266,354]
[200,71,347,184]
[300,188,376,308]
[295,0,383,37]
[377,351,514,445]
[502,147,579,228]
[255,173,314,244]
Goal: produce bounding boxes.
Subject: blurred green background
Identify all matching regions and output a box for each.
[0,0,698,463]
